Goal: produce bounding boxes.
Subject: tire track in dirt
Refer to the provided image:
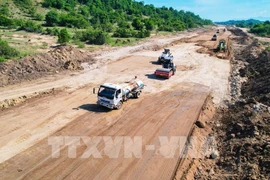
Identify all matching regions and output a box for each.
[0,84,209,180]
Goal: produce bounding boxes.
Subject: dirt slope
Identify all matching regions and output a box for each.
[194,28,270,180]
[0,46,94,87]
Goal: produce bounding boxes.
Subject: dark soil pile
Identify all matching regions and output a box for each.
[195,28,270,179]
[228,27,252,45]
[0,46,95,87]
[241,50,270,105]
[213,102,270,179]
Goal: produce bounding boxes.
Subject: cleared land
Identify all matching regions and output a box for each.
[0,27,231,179]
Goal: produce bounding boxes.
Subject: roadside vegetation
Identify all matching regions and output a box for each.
[0,0,213,61]
[250,21,270,37]
[0,38,20,62]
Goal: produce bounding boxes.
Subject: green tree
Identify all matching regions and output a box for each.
[58,28,70,44]
[144,19,155,31]
[0,4,10,16]
[45,10,59,26]
[132,17,144,30]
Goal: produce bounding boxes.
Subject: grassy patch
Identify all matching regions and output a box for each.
[108,37,139,46]
[0,56,6,62]
[73,40,85,48]
[0,28,57,57]
[259,40,270,46]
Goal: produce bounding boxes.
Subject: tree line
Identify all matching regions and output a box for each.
[215,19,261,28]
[250,21,270,37]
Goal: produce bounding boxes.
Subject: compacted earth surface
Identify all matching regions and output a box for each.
[0,26,268,179]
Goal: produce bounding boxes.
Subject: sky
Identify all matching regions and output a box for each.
[142,0,270,21]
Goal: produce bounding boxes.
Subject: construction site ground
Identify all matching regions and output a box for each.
[0,27,232,179]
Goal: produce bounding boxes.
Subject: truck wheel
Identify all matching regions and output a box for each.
[135,91,141,98]
[123,95,128,101]
[116,101,122,109]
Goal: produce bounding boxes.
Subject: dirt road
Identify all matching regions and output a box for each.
[0,84,209,179]
[0,28,231,179]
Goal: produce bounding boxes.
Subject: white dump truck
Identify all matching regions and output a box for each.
[93,78,144,109]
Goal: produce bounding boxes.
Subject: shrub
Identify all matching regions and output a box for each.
[73,29,110,45]
[0,4,10,16]
[13,0,33,9]
[0,56,6,62]
[35,14,44,21]
[18,20,43,33]
[28,7,36,16]
[136,29,151,38]
[45,28,59,36]
[113,28,135,38]
[0,38,20,59]
[58,28,70,44]
[0,15,14,26]
[59,13,89,29]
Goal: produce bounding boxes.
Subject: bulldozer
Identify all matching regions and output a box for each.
[217,39,226,52]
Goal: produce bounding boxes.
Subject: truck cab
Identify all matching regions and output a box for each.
[97,83,124,109]
[95,79,144,110]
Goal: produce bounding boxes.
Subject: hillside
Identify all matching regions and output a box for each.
[0,0,212,62]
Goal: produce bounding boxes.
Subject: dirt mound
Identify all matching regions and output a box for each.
[228,27,252,45]
[235,39,264,61]
[212,101,270,179]
[241,50,270,105]
[228,27,248,37]
[0,46,95,87]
